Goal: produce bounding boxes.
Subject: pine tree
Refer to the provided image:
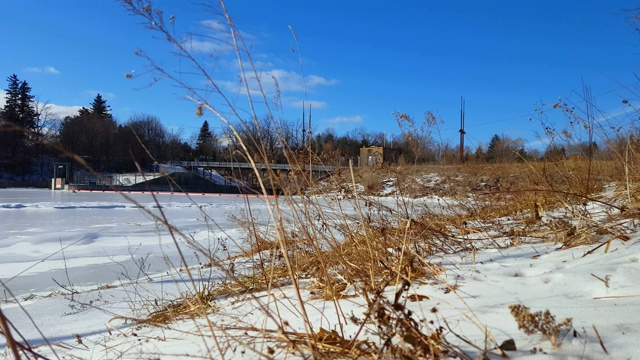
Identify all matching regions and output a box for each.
[486,134,501,163]
[90,93,112,119]
[0,74,39,163]
[195,120,215,160]
[1,74,20,123]
[58,93,116,162]
[18,80,38,130]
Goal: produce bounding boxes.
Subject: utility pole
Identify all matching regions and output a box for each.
[459,97,466,163]
[308,103,312,180]
[302,101,306,150]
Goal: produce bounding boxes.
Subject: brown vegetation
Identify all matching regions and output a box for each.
[2,1,639,358]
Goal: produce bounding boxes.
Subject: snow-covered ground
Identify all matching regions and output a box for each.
[0,189,273,298]
[73,165,233,186]
[1,188,639,359]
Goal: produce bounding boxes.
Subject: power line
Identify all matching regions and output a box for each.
[437,81,640,134]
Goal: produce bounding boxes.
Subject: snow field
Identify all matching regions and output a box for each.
[0,188,639,359]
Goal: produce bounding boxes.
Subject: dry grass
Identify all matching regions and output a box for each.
[3,1,638,359]
[74,130,633,359]
[509,304,573,349]
[115,153,635,358]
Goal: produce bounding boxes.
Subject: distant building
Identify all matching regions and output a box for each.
[359,146,402,167]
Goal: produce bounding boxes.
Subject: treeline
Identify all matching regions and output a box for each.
[0,75,190,175]
[2,74,629,179]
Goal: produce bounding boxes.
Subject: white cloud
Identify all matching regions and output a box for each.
[46,103,82,118]
[306,74,339,88]
[251,58,275,67]
[265,69,337,92]
[85,90,116,99]
[185,38,231,53]
[325,115,364,124]
[200,19,227,32]
[200,19,255,43]
[525,139,548,150]
[597,105,634,123]
[221,68,337,94]
[0,91,79,119]
[289,99,327,109]
[218,69,338,102]
[183,20,235,54]
[24,66,60,74]
[214,63,338,107]
[217,79,263,97]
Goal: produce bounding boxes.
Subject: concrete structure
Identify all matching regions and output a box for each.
[169,161,338,172]
[359,147,402,167]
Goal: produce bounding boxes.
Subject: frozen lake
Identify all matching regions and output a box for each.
[0,188,272,298]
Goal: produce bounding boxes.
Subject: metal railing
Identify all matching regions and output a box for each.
[169,161,340,172]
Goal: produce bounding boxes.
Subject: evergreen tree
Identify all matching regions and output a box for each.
[18,80,38,130]
[485,134,525,163]
[90,93,112,119]
[486,134,501,163]
[1,74,21,123]
[195,120,216,160]
[0,74,38,166]
[58,94,116,164]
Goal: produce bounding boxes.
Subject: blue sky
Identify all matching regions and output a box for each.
[1,1,638,149]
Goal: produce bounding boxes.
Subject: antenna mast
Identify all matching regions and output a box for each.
[308,103,312,151]
[459,97,466,163]
[308,103,312,180]
[302,101,306,149]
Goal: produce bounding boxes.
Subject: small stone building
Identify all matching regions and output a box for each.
[359,146,402,167]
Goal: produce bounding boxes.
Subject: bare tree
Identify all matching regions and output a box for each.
[393,110,439,164]
[32,98,59,141]
[165,126,191,162]
[32,99,61,176]
[125,113,169,168]
[486,134,526,163]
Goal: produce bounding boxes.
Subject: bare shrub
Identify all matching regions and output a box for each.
[509,304,573,349]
